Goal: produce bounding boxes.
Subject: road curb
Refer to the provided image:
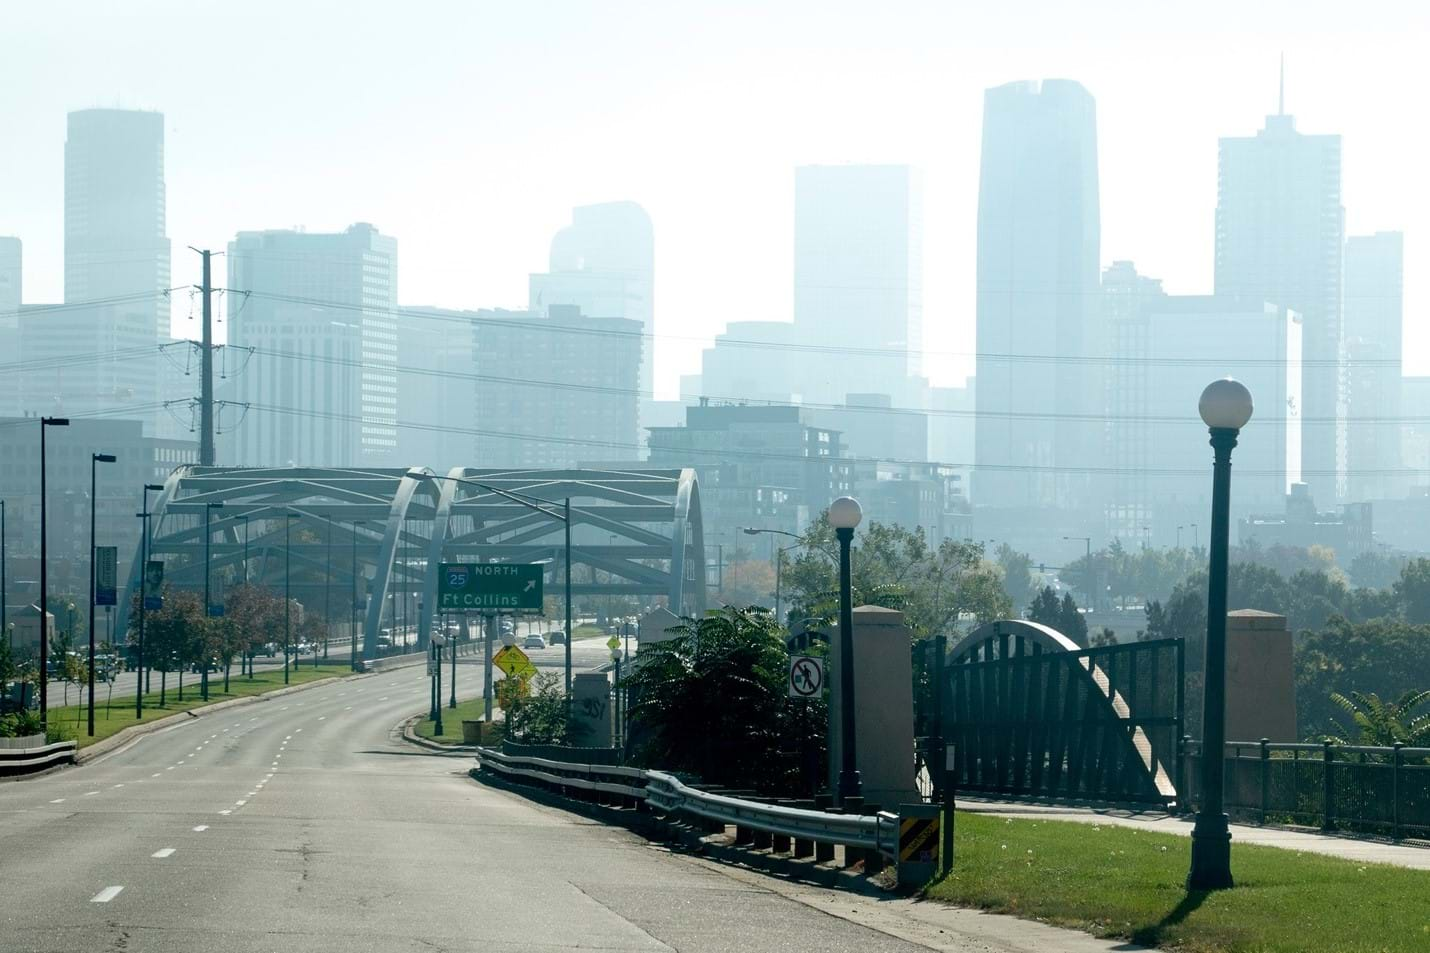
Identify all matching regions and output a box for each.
[399,713,480,754]
[72,671,363,765]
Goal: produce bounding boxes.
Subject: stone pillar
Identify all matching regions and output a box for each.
[572,672,613,746]
[828,605,920,806]
[1225,609,1297,742]
[637,607,683,649]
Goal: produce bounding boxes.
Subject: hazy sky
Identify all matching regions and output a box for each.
[2,1,1427,397]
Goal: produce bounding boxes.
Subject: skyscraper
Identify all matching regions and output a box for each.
[974,80,1101,508]
[529,202,654,401]
[1215,103,1344,499]
[1343,231,1404,501]
[64,109,170,339]
[793,164,923,406]
[0,238,19,417]
[224,224,399,467]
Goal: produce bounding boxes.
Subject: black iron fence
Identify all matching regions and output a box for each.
[1180,739,1430,839]
[941,635,1183,805]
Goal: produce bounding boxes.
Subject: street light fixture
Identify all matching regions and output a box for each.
[87,452,117,736]
[201,501,225,701]
[828,496,863,808]
[1,499,7,665]
[1187,377,1254,892]
[742,526,835,624]
[350,519,364,673]
[284,511,300,685]
[37,416,69,728]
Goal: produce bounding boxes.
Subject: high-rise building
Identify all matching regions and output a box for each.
[698,321,799,405]
[974,80,1101,509]
[1102,261,1167,537]
[1343,232,1404,501]
[471,305,641,469]
[529,202,653,400]
[0,238,20,417]
[395,306,479,469]
[224,224,398,467]
[1215,105,1344,499]
[793,165,923,406]
[64,109,170,339]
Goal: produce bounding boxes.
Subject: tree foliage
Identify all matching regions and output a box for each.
[623,606,822,793]
[1026,587,1089,646]
[782,513,1011,637]
[1324,689,1430,746]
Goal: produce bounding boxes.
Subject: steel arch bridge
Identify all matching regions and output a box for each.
[115,466,706,656]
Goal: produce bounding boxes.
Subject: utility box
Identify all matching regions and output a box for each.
[896,803,941,888]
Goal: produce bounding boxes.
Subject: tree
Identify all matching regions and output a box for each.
[1325,690,1430,746]
[715,559,777,610]
[1024,586,1088,646]
[624,606,820,793]
[145,588,205,706]
[994,544,1036,610]
[1394,559,1430,624]
[504,672,569,745]
[1349,550,1409,590]
[1295,616,1430,738]
[783,514,1011,638]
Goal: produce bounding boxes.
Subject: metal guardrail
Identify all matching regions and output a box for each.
[0,739,77,774]
[475,746,897,860]
[644,770,898,857]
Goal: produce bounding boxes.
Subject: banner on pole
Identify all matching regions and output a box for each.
[95,546,118,606]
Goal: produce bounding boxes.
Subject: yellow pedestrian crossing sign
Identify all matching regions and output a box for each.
[493,645,537,679]
[606,635,620,650]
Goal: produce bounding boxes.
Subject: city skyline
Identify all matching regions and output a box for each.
[2,2,1426,397]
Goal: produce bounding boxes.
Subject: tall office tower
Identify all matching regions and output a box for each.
[699,320,799,405]
[974,80,1101,508]
[793,165,923,406]
[0,238,19,416]
[65,109,170,338]
[225,224,399,467]
[1344,232,1405,501]
[529,202,654,400]
[397,306,478,470]
[471,305,641,469]
[1102,261,1166,539]
[1215,103,1344,499]
[60,109,170,428]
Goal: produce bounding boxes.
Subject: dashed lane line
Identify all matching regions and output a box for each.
[193,825,209,832]
[151,848,175,858]
[90,886,124,903]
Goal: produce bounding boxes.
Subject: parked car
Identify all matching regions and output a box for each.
[522,634,546,650]
[547,630,566,645]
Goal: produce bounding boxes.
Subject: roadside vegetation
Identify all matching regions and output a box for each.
[929,812,1430,953]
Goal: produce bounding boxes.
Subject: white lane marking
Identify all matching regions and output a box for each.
[84,791,99,796]
[49,798,65,804]
[280,706,289,711]
[248,791,257,796]
[176,760,185,765]
[285,735,292,740]
[165,766,174,771]
[344,706,352,711]
[91,886,124,903]
[318,716,325,721]
[152,773,162,778]
[295,728,302,733]
[379,696,388,701]
[271,762,278,767]
[218,809,232,815]
[235,800,247,806]
[193,825,209,832]
[151,848,175,858]
[112,783,125,789]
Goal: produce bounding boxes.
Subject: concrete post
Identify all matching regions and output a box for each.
[827,606,920,806]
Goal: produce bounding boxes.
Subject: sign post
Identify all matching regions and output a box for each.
[438,563,543,612]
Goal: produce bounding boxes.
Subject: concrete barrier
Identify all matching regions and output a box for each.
[0,738,77,775]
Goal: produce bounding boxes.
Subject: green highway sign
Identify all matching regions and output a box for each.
[438,562,544,611]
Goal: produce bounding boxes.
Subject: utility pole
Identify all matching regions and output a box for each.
[190,247,217,466]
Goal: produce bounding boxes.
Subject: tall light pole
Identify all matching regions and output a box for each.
[350,519,364,672]
[829,496,863,807]
[1,499,7,662]
[201,501,225,701]
[38,416,69,729]
[284,511,298,685]
[1192,523,1200,550]
[742,526,836,625]
[323,514,332,665]
[135,483,164,716]
[1187,377,1253,892]
[87,452,116,736]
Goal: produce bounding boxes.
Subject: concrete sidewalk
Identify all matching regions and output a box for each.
[960,798,1430,870]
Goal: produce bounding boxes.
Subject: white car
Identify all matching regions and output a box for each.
[522,634,546,650]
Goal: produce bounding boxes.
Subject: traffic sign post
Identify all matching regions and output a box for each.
[438,562,543,611]
[788,655,824,699]
[493,644,537,679]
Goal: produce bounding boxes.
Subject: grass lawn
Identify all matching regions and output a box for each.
[413,696,491,745]
[46,664,357,748]
[571,624,607,640]
[926,812,1430,953]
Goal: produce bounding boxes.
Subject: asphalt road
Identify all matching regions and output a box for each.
[0,646,926,953]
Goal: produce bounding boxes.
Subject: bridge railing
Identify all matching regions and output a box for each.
[1181,738,1430,839]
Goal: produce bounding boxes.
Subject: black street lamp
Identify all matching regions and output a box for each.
[135,483,165,716]
[1,499,7,664]
[1187,377,1253,891]
[829,496,863,807]
[284,511,299,685]
[87,452,116,736]
[350,519,364,673]
[38,416,69,728]
[201,501,225,701]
